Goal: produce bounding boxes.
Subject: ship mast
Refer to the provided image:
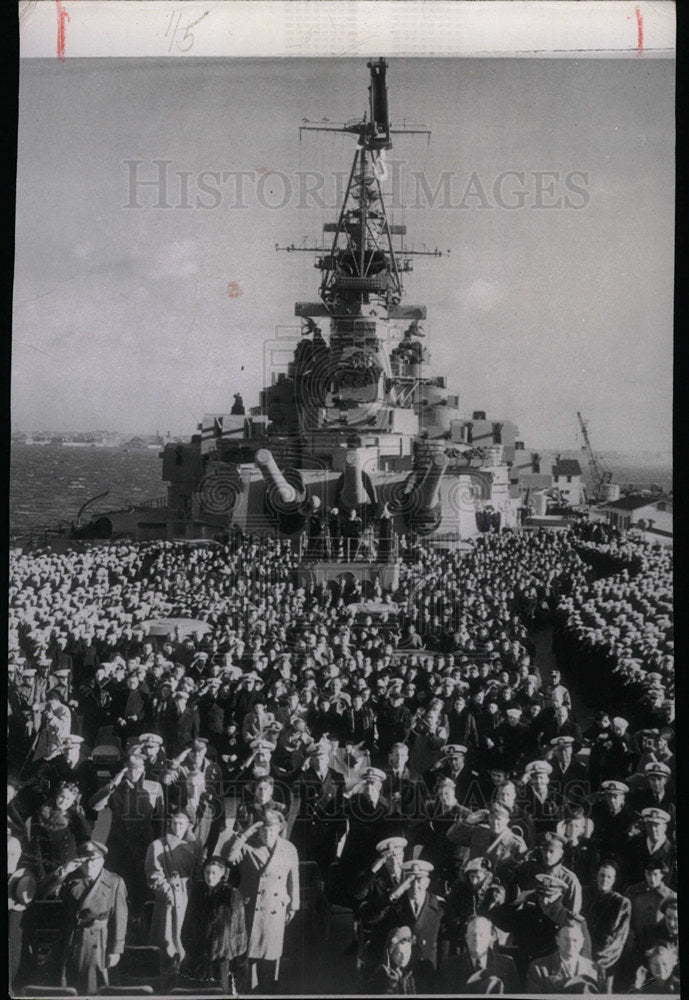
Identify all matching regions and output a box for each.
[278,58,443,318]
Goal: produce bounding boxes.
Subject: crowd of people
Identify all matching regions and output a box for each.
[7,522,676,995]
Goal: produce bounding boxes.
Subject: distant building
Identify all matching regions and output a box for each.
[551,458,585,506]
[516,456,586,509]
[604,494,673,544]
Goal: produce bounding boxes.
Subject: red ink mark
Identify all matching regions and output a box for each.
[227,282,242,298]
[635,6,643,55]
[56,1,70,61]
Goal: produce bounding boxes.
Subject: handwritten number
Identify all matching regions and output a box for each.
[165,10,209,53]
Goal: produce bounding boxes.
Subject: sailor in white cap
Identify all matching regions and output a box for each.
[89,750,165,918]
[521,759,564,835]
[367,858,444,973]
[630,761,675,838]
[291,736,346,879]
[339,766,392,885]
[548,735,588,784]
[427,743,475,804]
[32,733,99,818]
[624,807,676,888]
[590,780,635,863]
[493,706,530,770]
[136,732,172,784]
[163,738,226,854]
[352,835,409,955]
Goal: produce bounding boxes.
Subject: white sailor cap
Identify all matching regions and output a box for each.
[376,836,408,855]
[139,733,164,746]
[644,761,671,778]
[601,780,629,794]
[525,760,552,777]
[641,807,671,824]
[402,859,434,878]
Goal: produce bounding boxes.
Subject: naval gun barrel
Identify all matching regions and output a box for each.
[256,449,300,504]
[340,450,370,509]
[256,449,311,533]
[410,451,447,533]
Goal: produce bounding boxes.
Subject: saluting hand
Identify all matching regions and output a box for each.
[389,876,413,902]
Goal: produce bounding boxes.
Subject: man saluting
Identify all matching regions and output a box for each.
[48,840,127,995]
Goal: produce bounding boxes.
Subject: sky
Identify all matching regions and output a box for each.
[12,56,674,452]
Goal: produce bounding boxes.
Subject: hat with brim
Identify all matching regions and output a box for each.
[76,840,108,861]
[641,807,670,824]
[535,873,568,891]
[8,869,37,906]
[402,859,433,877]
[539,831,566,848]
[601,780,629,794]
[526,760,552,777]
[205,855,229,871]
[139,733,164,746]
[387,926,413,948]
[550,736,575,748]
[644,762,671,778]
[376,836,408,855]
[464,856,492,874]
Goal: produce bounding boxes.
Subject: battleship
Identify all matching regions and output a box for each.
[72,59,529,568]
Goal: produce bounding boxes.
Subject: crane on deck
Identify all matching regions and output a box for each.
[577,411,613,502]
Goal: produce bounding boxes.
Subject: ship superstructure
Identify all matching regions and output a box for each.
[73,60,525,554]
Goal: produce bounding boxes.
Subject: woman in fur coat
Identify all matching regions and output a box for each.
[179,855,248,994]
[28,782,92,883]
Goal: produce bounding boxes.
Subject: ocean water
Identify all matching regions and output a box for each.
[9,443,672,536]
[10,444,164,535]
